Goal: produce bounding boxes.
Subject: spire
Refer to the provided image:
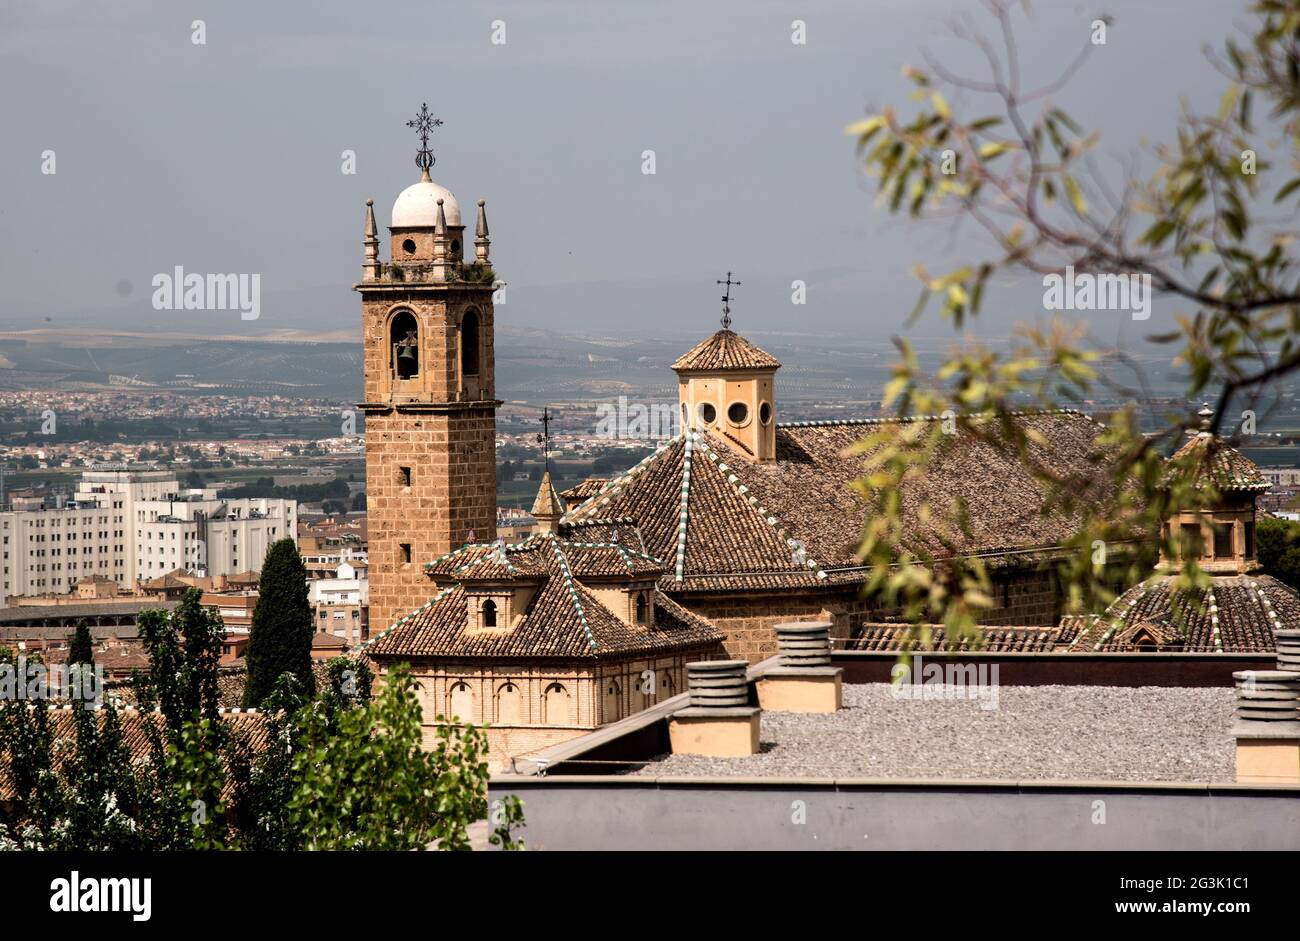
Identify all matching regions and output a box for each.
[475,199,491,264]
[531,470,567,534]
[362,199,380,282]
[433,197,448,275]
[435,198,448,239]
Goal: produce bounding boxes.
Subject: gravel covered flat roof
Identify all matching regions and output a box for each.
[626,684,1235,783]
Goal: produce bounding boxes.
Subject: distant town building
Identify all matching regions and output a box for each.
[0,468,294,602]
[308,560,368,645]
[1260,466,1300,488]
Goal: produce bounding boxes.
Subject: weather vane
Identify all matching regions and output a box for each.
[406,102,444,171]
[536,407,553,469]
[717,272,741,329]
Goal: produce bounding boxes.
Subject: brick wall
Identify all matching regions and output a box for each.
[365,409,497,633]
[675,565,1068,663]
[359,284,498,635]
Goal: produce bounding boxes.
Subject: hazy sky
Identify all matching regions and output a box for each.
[0,0,1251,344]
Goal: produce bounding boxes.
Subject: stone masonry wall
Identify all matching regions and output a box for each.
[366,408,497,634]
[676,565,1065,663]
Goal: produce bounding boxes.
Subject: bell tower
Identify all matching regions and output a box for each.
[357,105,499,634]
[671,274,781,462]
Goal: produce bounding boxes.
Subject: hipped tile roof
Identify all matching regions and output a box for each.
[366,530,724,661]
[563,411,1114,591]
[561,478,609,503]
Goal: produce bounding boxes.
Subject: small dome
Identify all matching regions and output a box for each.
[391,176,462,229]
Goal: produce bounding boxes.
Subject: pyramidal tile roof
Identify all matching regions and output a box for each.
[671,329,781,371]
[1164,433,1270,492]
[531,470,567,516]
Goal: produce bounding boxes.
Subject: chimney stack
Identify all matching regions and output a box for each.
[756,621,843,713]
[1233,669,1300,785]
[668,660,760,757]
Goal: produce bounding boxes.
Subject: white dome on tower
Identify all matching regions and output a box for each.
[391,176,462,228]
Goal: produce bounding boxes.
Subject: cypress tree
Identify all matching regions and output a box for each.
[243,538,314,707]
[68,619,94,667]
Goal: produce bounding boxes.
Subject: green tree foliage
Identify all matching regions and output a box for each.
[67,619,93,667]
[847,0,1300,642]
[0,622,521,849]
[134,589,225,734]
[243,539,314,707]
[287,665,514,850]
[1258,515,1300,589]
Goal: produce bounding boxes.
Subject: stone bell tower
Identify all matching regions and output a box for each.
[356,105,499,634]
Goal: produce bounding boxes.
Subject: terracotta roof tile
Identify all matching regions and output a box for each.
[849,623,1063,652]
[671,329,781,371]
[1065,573,1298,652]
[563,411,1115,590]
[366,530,723,662]
[1164,434,1270,492]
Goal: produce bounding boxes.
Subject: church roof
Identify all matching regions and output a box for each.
[562,410,1117,592]
[1063,573,1300,652]
[530,470,567,517]
[849,623,1063,652]
[1164,433,1270,493]
[561,478,609,504]
[365,529,724,661]
[671,329,781,372]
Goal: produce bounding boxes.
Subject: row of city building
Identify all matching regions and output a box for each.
[0,469,372,679]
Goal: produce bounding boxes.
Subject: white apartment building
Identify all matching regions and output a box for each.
[1,468,296,601]
[308,561,368,644]
[134,494,295,581]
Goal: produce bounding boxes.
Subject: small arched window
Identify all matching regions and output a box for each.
[461,309,480,377]
[390,310,419,380]
[635,592,648,623]
[482,598,497,627]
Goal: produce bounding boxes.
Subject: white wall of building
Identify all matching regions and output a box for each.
[1,470,297,600]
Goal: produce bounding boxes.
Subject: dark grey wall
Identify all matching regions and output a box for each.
[489,779,1300,851]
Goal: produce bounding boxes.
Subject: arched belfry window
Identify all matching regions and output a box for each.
[635,592,648,623]
[461,309,480,377]
[390,310,419,380]
[482,598,497,627]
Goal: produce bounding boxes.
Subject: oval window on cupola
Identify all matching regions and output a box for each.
[727,402,749,425]
[699,402,716,424]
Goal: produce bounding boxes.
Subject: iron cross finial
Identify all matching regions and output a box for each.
[406,102,444,171]
[536,407,553,468]
[716,272,741,329]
